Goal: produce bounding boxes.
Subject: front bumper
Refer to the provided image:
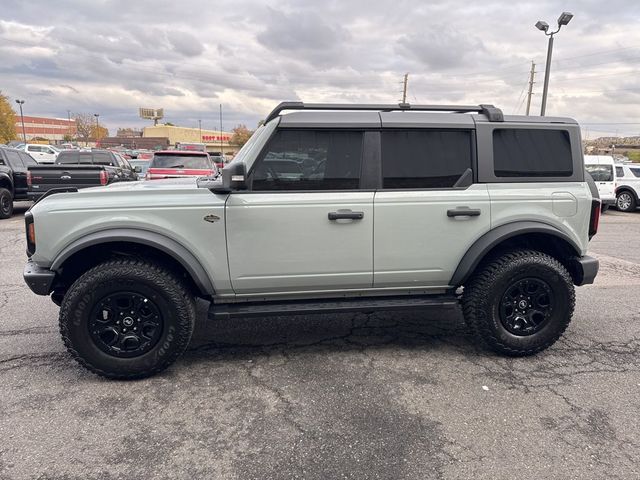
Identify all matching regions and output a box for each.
[24,260,56,295]
[570,255,599,286]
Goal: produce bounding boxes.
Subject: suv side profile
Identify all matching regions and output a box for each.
[0,146,38,218]
[615,163,640,212]
[23,102,600,379]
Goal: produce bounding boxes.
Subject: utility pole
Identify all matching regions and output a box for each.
[219,104,223,157]
[525,61,536,115]
[15,100,26,142]
[198,119,202,143]
[401,73,409,104]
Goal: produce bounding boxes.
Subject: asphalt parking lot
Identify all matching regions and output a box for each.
[1,202,639,480]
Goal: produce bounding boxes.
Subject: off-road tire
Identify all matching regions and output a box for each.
[462,249,575,356]
[616,191,636,212]
[0,188,13,219]
[59,259,195,379]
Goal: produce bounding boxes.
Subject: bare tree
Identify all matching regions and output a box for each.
[74,113,93,145]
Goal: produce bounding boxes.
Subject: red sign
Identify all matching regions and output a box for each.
[202,135,230,142]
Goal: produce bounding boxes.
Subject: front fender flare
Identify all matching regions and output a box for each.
[450,221,581,287]
[50,228,215,295]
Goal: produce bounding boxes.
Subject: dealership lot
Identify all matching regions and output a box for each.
[1,203,639,479]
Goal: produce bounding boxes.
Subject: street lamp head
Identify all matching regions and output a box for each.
[535,20,549,32]
[557,11,573,26]
[15,99,25,105]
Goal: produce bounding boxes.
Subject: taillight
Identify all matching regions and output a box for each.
[27,171,32,187]
[99,170,108,185]
[589,199,601,239]
[25,212,36,255]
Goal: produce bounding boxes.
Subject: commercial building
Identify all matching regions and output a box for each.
[143,125,235,155]
[14,115,76,142]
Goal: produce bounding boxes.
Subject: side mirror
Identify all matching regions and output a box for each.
[133,166,141,173]
[214,162,247,193]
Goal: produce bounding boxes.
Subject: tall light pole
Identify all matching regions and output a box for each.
[536,11,573,116]
[93,113,100,142]
[198,119,202,143]
[15,99,26,142]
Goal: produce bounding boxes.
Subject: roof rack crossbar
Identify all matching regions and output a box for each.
[265,102,504,123]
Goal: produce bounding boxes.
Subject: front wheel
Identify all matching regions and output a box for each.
[616,191,637,212]
[462,249,575,356]
[59,259,195,379]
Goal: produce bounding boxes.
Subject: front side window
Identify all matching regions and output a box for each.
[585,164,613,182]
[493,129,573,177]
[252,130,363,191]
[381,130,472,189]
[27,146,42,153]
[93,152,115,166]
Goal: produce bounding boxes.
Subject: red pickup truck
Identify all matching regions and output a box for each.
[145,150,218,180]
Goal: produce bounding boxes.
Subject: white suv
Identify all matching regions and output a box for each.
[22,144,59,163]
[23,102,601,379]
[615,163,640,212]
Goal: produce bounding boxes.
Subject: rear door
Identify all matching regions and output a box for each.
[373,125,491,288]
[226,128,375,294]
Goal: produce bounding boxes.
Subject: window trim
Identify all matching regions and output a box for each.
[246,127,369,193]
[476,123,584,183]
[379,128,477,191]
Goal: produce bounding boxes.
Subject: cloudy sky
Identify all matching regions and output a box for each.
[1,0,640,138]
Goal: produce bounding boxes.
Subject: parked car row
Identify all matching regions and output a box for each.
[584,155,640,213]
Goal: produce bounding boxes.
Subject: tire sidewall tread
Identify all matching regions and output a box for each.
[462,249,575,357]
[59,259,195,379]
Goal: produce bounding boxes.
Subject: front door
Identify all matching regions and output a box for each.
[373,128,491,288]
[226,129,374,294]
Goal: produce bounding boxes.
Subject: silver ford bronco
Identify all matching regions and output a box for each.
[23,102,601,378]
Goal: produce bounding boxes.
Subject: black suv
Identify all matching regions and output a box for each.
[0,146,38,219]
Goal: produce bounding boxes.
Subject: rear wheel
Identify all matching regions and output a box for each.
[616,191,636,212]
[0,188,13,219]
[59,259,195,379]
[462,249,575,356]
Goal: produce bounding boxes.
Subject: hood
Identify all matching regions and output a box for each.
[30,177,226,216]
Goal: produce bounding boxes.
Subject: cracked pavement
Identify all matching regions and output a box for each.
[1,202,639,479]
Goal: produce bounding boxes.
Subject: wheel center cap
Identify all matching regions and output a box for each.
[123,316,134,327]
[518,300,528,310]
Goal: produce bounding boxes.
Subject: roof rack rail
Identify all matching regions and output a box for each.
[264,102,504,123]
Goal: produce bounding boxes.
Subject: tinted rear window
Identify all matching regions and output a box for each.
[585,164,613,182]
[57,151,79,164]
[93,152,115,166]
[150,154,211,169]
[631,168,640,178]
[381,130,472,188]
[493,129,573,177]
[615,166,625,177]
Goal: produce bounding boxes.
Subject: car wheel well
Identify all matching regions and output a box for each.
[54,241,204,301]
[616,187,638,198]
[0,178,13,194]
[474,232,581,284]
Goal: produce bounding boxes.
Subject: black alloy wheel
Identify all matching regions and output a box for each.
[89,292,163,358]
[499,278,553,336]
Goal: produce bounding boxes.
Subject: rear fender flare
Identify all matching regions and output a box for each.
[450,221,581,287]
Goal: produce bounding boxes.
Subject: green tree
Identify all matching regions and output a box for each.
[0,91,17,143]
[230,124,253,148]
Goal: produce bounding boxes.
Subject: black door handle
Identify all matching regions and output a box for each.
[328,210,364,220]
[447,208,481,217]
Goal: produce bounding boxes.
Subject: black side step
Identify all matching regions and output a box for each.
[209,295,458,320]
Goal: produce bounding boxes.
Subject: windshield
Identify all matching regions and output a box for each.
[226,121,276,169]
[585,164,613,182]
[129,160,150,174]
[150,154,212,169]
